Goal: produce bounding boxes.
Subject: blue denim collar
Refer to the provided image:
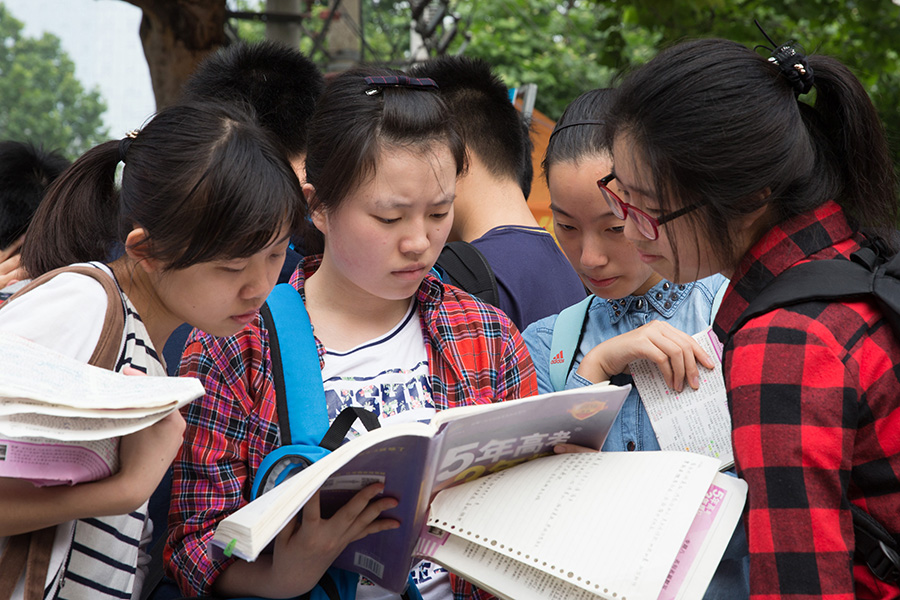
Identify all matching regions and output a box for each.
[604,279,694,324]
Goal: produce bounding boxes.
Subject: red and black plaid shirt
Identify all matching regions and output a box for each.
[713,201,900,600]
[165,256,536,599]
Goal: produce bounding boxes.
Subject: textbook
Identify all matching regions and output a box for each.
[630,326,735,470]
[0,332,205,485]
[212,383,747,599]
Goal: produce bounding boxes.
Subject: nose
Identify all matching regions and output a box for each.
[400,221,430,256]
[580,234,609,270]
[241,260,275,301]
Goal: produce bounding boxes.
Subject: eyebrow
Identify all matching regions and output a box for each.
[549,203,615,219]
[374,195,455,210]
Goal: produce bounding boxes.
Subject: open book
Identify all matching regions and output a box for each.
[0,332,205,485]
[629,326,734,469]
[212,382,747,599]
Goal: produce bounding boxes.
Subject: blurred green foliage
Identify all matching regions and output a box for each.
[0,3,108,159]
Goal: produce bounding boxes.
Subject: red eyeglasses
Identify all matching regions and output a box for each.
[597,173,704,240]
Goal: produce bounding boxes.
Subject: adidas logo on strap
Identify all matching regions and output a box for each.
[550,350,565,365]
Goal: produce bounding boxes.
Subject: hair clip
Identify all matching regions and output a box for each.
[549,119,606,140]
[364,75,439,96]
[754,20,814,96]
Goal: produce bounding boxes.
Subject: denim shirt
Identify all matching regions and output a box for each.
[524,273,748,600]
[523,274,728,453]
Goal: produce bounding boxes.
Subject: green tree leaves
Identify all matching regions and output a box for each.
[0,3,108,158]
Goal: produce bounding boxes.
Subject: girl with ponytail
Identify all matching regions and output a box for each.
[0,100,304,600]
[603,32,900,598]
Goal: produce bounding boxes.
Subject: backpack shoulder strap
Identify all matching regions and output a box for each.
[258,283,328,447]
[727,258,875,343]
[434,241,500,307]
[4,265,125,370]
[548,296,594,392]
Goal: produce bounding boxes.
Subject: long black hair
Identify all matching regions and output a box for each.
[605,37,898,271]
[23,100,305,276]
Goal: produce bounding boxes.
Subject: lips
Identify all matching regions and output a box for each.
[231,308,260,325]
[392,264,427,280]
[587,275,619,288]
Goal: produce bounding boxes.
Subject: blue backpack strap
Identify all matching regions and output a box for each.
[264,283,328,446]
[548,296,594,392]
[710,278,728,320]
[252,283,330,500]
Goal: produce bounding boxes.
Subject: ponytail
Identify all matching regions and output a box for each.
[803,54,898,236]
[22,141,121,276]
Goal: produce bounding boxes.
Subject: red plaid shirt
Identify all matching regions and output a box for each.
[713,201,900,600]
[165,256,536,599]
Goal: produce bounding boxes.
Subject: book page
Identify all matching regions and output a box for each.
[425,451,721,599]
[212,423,436,562]
[0,332,204,411]
[416,529,598,600]
[629,327,734,468]
[0,407,177,441]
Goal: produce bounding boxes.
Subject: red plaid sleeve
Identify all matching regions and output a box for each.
[164,320,281,596]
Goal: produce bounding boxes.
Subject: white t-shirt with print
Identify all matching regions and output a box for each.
[320,300,450,600]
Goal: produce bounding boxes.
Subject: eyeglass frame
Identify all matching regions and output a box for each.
[597,173,705,241]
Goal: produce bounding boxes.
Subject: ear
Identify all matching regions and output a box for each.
[124,228,163,273]
[303,183,327,235]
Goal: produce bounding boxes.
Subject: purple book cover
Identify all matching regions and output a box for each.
[321,384,630,592]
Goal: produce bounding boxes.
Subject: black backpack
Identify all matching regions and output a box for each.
[724,238,900,584]
[432,241,499,307]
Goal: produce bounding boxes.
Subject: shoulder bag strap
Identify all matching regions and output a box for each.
[0,265,125,600]
[548,296,594,392]
[434,241,500,307]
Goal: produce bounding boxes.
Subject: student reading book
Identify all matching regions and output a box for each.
[601,34,900,598]
[166,69,538,600]
[210,385,747,600]
[520,88,747,600]
[0,101,303,600]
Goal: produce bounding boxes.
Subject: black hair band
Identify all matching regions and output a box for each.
[118,130,139,164]
[364,75,439,96]
[549,119,606,140]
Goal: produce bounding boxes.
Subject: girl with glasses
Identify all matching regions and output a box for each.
[522,88,744,599]
[604,36,900,599]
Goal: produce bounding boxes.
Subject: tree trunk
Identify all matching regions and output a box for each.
[122,0,228,110]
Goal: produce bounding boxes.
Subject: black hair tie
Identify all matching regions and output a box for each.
[118,130,139,164]
[754,20,815,96]
[768,44,814,96]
